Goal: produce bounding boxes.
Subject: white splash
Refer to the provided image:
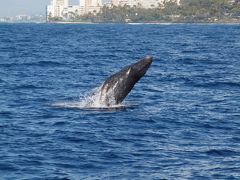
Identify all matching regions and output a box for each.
[52,84,124,109]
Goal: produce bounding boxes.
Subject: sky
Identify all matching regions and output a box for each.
[0,0,108,17]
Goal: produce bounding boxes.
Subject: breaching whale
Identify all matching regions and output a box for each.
[99,56,153,106]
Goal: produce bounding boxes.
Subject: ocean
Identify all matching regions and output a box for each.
[0,23,240,179]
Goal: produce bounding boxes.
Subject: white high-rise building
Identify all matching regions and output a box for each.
[79,0,102,15]
[111,0,120,6]
[47,0,69,19]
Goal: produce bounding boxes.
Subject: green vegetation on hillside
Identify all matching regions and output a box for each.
[49,0,240,23]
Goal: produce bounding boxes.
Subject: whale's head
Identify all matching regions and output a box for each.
[126,56,153,81]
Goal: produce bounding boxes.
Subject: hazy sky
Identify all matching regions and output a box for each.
[0,0,100,16]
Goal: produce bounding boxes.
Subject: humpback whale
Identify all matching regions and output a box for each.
[99,56,153,106]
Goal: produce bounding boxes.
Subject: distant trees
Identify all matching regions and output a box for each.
[96,0,239,22]
[179,0,240,21]
[48,16,63,22]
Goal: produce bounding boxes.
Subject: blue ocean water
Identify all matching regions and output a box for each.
[0,23,240,179]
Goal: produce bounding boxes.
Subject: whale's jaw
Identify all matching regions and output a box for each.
[99,56,153,106]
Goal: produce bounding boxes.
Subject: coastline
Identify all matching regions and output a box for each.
[46,21,240,25]
[1,20,240,25]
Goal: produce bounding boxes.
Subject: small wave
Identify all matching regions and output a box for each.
[14,84,43,90]
[0,61,64,68]
[192,81,240,89]
[0,63,17,68]
[0,111,13,118]
[0,78,6,83]
[47,176,71,180]
[0,163,18,171]
[206,149,238,157]
[53,121,67,126]
[36,61,64,67]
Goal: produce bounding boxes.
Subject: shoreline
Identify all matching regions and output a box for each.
[1,21,240,25]
[48,21,240,25]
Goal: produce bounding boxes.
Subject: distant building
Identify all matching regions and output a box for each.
[47,0,102,21]
[111,0,120,6]
[111,0,138,7]
[16,15,31,21]
[47,0,69,19]
[0,17,10,22]
[0,15,45,23]
[79,0,102,15]
[62,5,79,19]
